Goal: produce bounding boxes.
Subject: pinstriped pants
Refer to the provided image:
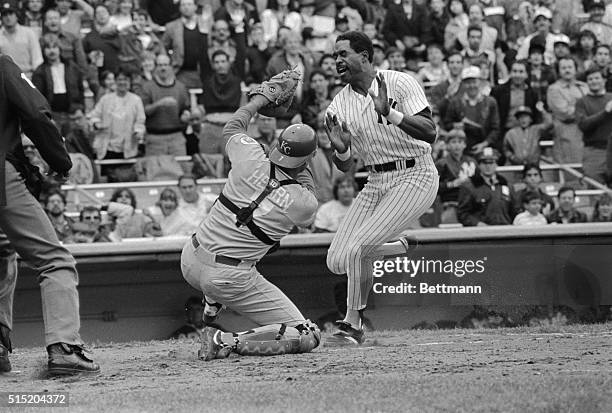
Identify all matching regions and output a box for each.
[326,155,439,311]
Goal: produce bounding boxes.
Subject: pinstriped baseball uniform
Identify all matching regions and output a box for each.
[326,70,439,311]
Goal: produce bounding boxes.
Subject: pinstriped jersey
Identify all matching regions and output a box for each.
[326,70,432,165]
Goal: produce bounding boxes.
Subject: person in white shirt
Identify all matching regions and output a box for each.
[176,174,215,224]
[513,190,548,226]
[314,176,358,233]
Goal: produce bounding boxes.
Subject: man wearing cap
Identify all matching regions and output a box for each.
[581,0,612,47]
[502,103,552,165]
[444,66,500,155]
[0,1,43,79]
[435,128,476,224]
[180,85,321,361]
[457,147,515,226]
[575,66,612,184]
[516,7,557,65]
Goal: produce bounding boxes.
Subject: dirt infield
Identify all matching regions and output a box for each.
[1,324,611,412]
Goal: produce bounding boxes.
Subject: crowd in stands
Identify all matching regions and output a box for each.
[4,0,612,243]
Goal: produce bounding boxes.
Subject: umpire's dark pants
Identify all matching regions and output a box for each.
[0,162,82,346]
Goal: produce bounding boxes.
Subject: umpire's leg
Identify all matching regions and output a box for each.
[0,162,82,346]
[0,232,17,331]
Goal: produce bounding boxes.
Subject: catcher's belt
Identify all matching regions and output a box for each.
[217,162,298,252]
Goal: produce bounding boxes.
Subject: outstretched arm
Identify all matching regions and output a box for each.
[223,94,269,140]
[369,74,437,144]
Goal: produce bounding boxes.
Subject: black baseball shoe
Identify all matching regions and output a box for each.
[0,324,12,373]
[325,321,365,346]
[47,343,100,376]
[399,235,418,252]
[203,300,223,326]
[198,327,232,361]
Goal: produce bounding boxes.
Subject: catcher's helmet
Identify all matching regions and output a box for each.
[269,123,317,168]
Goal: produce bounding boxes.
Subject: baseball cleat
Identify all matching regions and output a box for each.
[325,321,365,346]
[203,300,223,326]
[399,235,418,252]
[47,343,100,376]
[198,327,232,361]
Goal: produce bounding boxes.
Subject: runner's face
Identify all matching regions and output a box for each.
[334,40,366,82]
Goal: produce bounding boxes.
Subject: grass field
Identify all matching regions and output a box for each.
[1,323,611,413]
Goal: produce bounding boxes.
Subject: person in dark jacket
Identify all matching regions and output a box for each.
[457,147,515,226]
[547,186,588,224]
[0,54,99,376]
[381,0,433,53]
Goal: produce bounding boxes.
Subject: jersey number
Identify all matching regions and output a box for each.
[377,99,399,125]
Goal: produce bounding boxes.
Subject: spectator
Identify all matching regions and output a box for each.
[265,30,313,127]
[574,30,598,76]
[430,52,464,120]
[74,206,118,243]
[145,187,194,236]
[96,69,116,100]
[524,41,556,104]
[546,57,588,166]
[502,104,552,165]
[0,1,43,78]
[88,68,145,167]
[580,0,612,47]
[444,0,469,52]
[32,33,85,136]
[313,176,357,233]
[417,43,450,91]
[250,113,277,154]
[245,22,272,85]
[198,20,247,156]
[301,69,331,130]
[310,111,345,205]
[547,186,588,223]
[444,66,500,156]
[457,147,514,226]
[435,128,477,224]
[456,3,498,53]
[371,40,387,70]
[429,0,449,48]
[176,174,214,225]
[82,5,121,76]
[460,24,495,84]
[592,193,612,222]
[117,9,164,76]
[592,44,612,92]
[300,2,335,55]
[55,0,94,37]
[575,66,612,184]
[318,53,341,86]
[161,0,209,89]
[208,19,237,65]
[44,189,75,242]
[108,187,162,238]
[214,0,258,31]
[513,163,555,217]
[140,0,180,27]
[513,190,548,225]
[42,8,88,76]
[491,61,539,135]
[382,0,432,55]
[169,296,205,340]
[138,53,191,156]
[109,0,133,32]
[260,0,301,44]
[20,0,44,39]
[515,7,556,65]
[362,0,386,31]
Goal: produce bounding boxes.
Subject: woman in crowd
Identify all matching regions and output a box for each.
[313,176,358,233]
[145,188,194,236]
[109,188,162,238]
[444,0,469,52]
[301,70,330,130]
[592,193,612,222]
[417,44,450,91]
[110,0,133,31]
[573,30,598,77]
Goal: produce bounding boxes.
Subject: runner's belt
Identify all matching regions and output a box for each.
[366,158,415,173]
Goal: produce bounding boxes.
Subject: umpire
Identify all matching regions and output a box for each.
[0,55,99,376]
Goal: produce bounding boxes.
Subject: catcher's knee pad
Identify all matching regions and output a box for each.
[295,320,321,353]
[231,321,321,356]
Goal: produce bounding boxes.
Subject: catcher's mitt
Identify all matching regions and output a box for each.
[249,69,301,117]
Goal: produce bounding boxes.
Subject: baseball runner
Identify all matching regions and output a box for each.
[180,70,321,361]
[325,31,439,345]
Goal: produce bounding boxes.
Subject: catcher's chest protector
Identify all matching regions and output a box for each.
[217,163,298,253]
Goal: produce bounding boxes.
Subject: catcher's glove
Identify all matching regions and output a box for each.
[249,69,301,117]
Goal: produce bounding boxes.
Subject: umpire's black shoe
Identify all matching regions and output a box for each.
[0,324,12,373]
[47,343,100,376]
[203,300,223,326]
[399,235,418,252]
[325,321,365,346]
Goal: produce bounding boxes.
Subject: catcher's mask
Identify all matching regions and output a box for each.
[269,123,317,169]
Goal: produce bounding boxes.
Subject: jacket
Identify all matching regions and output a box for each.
[381,2,433,46]
[0,54,72,205]
[490,82,539,134]
[457,173,515,226]
[32,59,84,114]
[162,18,207,72]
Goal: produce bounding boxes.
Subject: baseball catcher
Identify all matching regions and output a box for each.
[181,69,321,360]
